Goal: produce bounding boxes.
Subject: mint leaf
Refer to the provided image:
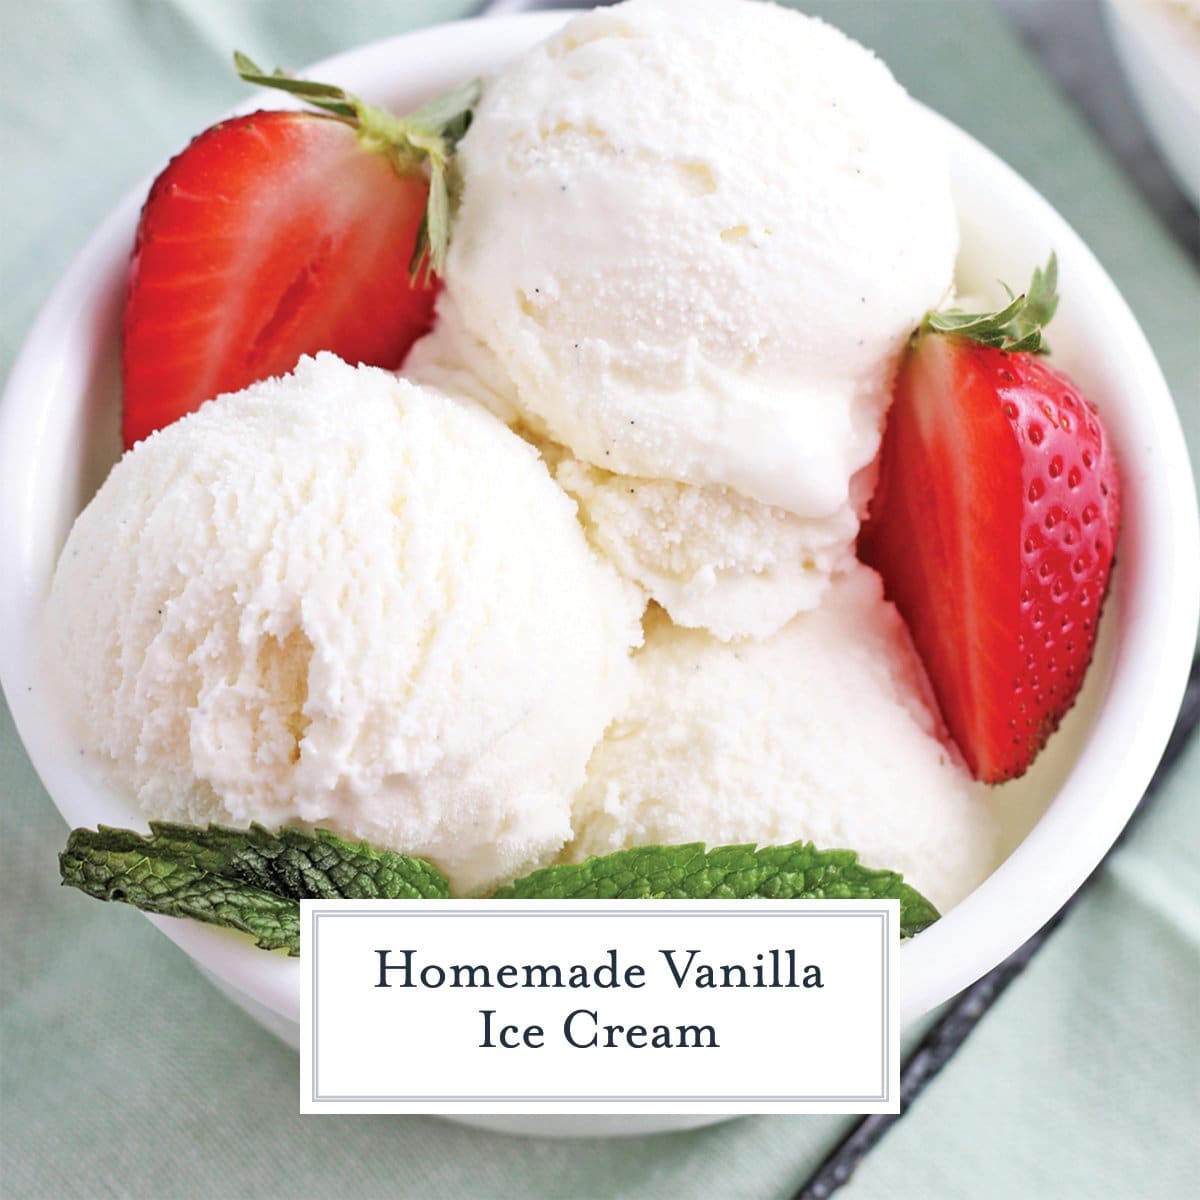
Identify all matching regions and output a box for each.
[495,842,939,938]
[60,828,939,951]
[134,822,451,901]
[59,828,300,953]
[59,823,450,954]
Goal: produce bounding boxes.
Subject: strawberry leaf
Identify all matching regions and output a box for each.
[234,51,481,279]
[925,252,1059,354]
[405,77,481,141]
[233,52,358,118]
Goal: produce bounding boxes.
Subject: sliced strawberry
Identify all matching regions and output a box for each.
[121,112,429,446]
[121,60,479,449]
[859,257,1120,782]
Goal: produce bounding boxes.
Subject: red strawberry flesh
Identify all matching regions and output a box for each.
[859,334,1119,782]
[121,111,435,448]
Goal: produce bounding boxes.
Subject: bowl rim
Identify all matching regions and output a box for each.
[1,8,1197,1032]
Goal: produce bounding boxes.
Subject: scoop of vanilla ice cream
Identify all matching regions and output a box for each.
[553,456,858,641]
[567,566,997,912]
[48,354,643,894]
[421,0,957,521]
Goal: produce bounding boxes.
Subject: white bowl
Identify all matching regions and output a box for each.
[1102,0,1200,209]
[1,11,1197,1139]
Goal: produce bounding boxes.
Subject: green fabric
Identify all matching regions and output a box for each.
[2,1,1197,1197]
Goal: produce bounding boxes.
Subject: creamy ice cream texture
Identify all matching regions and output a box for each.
[553,457,860,643]
[570,568,997,913]
[410,0,958,639]
[51,0,997,915]
[48,355,642,894]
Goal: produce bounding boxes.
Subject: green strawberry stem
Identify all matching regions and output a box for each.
[924,252,1059,354]
[234,52,481,282]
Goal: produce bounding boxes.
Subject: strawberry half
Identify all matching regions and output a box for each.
[121,57,479,449]
[859,256,1120,783]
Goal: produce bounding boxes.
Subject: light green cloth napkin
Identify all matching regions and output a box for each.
[2,2,1197,1197]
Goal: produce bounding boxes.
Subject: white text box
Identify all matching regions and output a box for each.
[301,900,899,1115]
